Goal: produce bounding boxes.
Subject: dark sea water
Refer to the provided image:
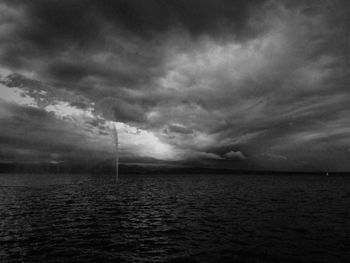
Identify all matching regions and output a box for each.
[1,173,350,263]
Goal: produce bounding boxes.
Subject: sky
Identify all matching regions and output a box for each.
[0,0,349,171]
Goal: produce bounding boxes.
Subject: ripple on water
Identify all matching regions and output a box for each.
[1,174,350,263]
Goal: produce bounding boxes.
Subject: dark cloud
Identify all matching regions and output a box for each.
[6,0,267,39]
[46,61,92,83]
[224,151,246,160]
[0,0,273,97]
[0,100,114,164]
[0,0,349,171]
[0,0,268,74]
[95,97,147,124]
[6,0,102,50]
[168,124,193,134]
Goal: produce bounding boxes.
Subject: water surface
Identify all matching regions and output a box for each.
[1,173,350,262]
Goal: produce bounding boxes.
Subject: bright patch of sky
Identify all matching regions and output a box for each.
[111,121,176,160]
[0,83,38,107]
[44,101,95,120]
[0,82,176,161]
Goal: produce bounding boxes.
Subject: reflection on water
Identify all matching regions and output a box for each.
[1,173,350,263]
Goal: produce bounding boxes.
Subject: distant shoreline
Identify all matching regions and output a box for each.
[0,163,349,176]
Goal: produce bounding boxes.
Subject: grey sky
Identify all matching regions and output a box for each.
[0,0,349,171]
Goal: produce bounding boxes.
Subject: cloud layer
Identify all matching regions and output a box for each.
[0,0,349,171]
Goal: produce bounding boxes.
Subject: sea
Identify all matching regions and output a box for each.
[0,173,350,263]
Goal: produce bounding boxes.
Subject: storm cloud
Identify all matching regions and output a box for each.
[0,0,349,171]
